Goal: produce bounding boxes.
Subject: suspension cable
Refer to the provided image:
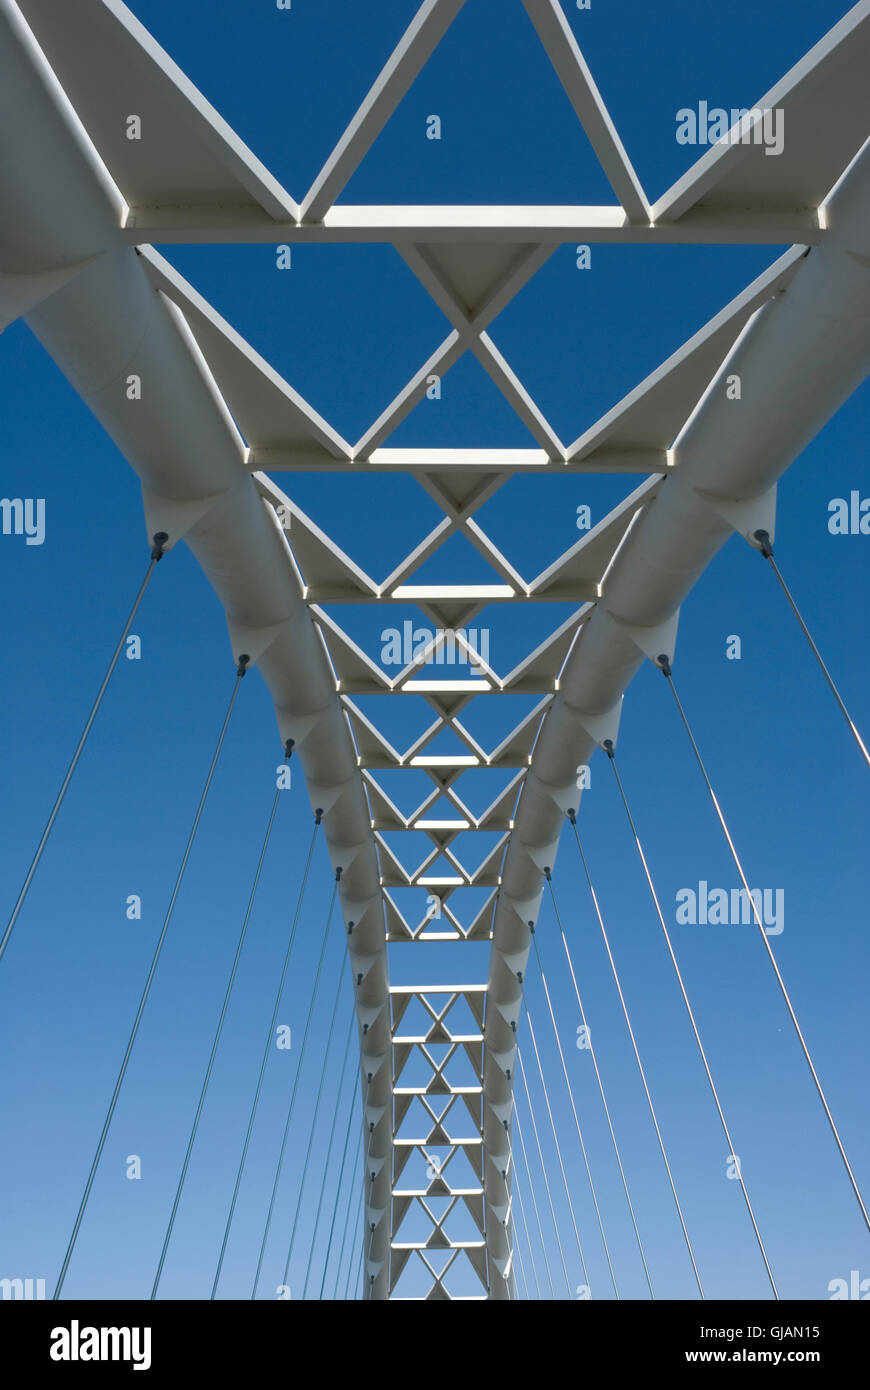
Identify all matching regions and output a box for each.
[315,1022,360,1299]
[512,1101,555,1300]
[488,878,537,1300]
[151,747,291,1298]
[334,1131,364,1300]
[527,908,620,1298]
[251,871,341,1299]
[754,531,869,769]
[516,1046,572,1298]
[540,877,653,1299]
[1,533,169,967]
[282,941,352,1292]
[343,1139,364,1301]
[53,651,247,1299]
[328,1120,362,1300]
[659,657,870,1234]
[498,1027,541,1301]
[210,809,322,1298]
[360,1070,380,1300]
[521,997,594,1295]
[568,811,705,1298]
[507,1141,537,1299]
[351,1220,365,1300]
[603,738,779,1299]
[507,1163,532,1300]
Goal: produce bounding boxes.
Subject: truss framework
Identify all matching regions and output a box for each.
[3,0,870,1298]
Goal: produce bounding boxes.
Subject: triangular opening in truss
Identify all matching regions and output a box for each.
[570,0,856,203]
[159,243,450,446]
[394,1097,450,1141]
[407,790,471,824]
[472,472,645,580]
[441,1248,489,1299]
[272,475,445,587]
[378,829,442,878]
[443,767,522,819]
[340,0,616,207]
[372,768,442,819]
[274,0,423,194]
[410,723,483,762]
[428,885,500,931]
[436,826,504,875]
[394,528,514,591]
[392,995,441,1039]
[61,0,424,200]
[391,1257,436,1301]
[392,1201,444,1246]
[455,693,551,750]
[414,850,467,882]
[462,603,582,682]
[416,1195,458,1225]
[349,691,442,754]
[492,242,788,446]
[436,995,480,1037]
[382,348,553,450]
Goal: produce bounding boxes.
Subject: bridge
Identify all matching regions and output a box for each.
[1,0,869,1301]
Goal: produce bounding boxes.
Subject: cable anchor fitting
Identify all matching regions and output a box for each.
[753,528,774,558]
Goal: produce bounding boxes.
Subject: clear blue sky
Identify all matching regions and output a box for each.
[0,0,867,1301]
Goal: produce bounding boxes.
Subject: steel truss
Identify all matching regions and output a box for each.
[2,0,870,1298]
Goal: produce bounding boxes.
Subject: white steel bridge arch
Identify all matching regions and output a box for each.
[2,0,869,1299]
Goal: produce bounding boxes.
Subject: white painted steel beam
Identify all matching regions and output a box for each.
[520,0,650,222]
[119,204,826,245]
[301,0,468,221]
